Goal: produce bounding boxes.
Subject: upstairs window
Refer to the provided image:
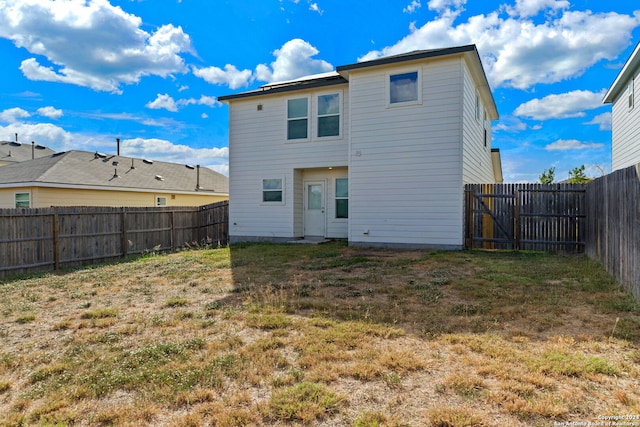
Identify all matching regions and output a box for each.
[262,178,283,203]
[317,93,340,137]
[389,71,418,104]
[628,78,634,110]
[475,92,482,121]
[15,192,30,208]
[287,98,308,139]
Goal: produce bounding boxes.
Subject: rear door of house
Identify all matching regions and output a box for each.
[304,180,326,237]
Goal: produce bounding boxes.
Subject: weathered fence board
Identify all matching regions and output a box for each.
[465,183,586,252]
[0,201,228,278]
[585,165,640,302]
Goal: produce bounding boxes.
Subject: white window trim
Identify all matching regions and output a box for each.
[316,91,342,140]
[386,69,422,108]
[475,92,482,122]
[334,177,348,221]
[15,191,30,208]
[286,97,310,142]
[628,77,634,110]
[260,176,286,206]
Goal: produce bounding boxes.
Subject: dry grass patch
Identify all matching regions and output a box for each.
[0,242,639,425]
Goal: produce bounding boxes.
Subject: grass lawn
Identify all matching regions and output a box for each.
[1,241,639,426]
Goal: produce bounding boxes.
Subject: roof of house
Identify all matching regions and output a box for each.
[0,150,229,195]
[218,44,498,120]
[604,41,640,104]
[0,141,56,164]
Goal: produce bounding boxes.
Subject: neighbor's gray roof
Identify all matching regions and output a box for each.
[604,41,640,104]
[0,141,55,164]
[0,150,228,194]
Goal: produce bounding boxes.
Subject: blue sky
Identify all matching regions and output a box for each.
[0,0,638,182]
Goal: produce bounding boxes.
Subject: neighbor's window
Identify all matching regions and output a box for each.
[15,192,30,208]
[287,98,308,139]
[389,71,418,104]
[335,178,348,219]
[156,196,167,206]
[628,78,634,109]
[317,93,340,137]
[262,178,283,203]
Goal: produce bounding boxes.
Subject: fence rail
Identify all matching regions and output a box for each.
[0,201,228,278]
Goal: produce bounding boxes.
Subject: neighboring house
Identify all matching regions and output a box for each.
[0,140,55,166]
[604,41,640,171]
[0,150,228,208]
[219,44,501,249]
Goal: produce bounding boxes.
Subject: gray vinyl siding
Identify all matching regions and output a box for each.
[228,87,349,240]
[347,56,465,248]
[461,63,495,184]
[611,70,640,171]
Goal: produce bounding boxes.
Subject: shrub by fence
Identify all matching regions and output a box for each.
[0,201,228,278]
[585,165,640,302]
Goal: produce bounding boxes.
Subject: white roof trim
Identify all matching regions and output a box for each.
[604,42,640,104]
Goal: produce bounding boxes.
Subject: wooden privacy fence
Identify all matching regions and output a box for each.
[585,165,640,302]
[0,201,228,277]
[465,183,587,252]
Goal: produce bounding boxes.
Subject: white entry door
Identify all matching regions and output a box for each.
[304,180,326,237]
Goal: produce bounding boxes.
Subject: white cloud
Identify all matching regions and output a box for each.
[309,3,323,15]
[506,0,569,18]
[146,94,219,112]
[37,106,63,119]
[427,0,465,13]
[192,64,253,89]
[404,1,422,14]
[359,5,640,90]
[255,38,333,83]
[178,95,219,108]
[122,138,228,173]
[0,107,31,123]
[513,90,607,120]
[146,94,179,112]
[0,0,194,93]
[585,112,612,131]
[545,139,604,151]
[493,116,527,132]
[0,122,72,150]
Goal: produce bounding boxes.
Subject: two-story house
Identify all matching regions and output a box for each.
[604,41,640,171]
[219,44,500,249]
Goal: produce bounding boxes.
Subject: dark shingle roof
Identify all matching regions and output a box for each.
[0,141,55,164]
[0,150,228,194]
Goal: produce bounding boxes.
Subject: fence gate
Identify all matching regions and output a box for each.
[465,183,586,252]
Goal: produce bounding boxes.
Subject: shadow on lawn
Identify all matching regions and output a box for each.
[222,240,640,342]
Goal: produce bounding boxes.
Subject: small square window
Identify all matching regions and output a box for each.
[263,179,283,203]
[156,196,167,206]
[15,192,30,208]
[390,72,418,104]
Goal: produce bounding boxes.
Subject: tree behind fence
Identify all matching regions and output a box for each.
[0,201,228,278]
